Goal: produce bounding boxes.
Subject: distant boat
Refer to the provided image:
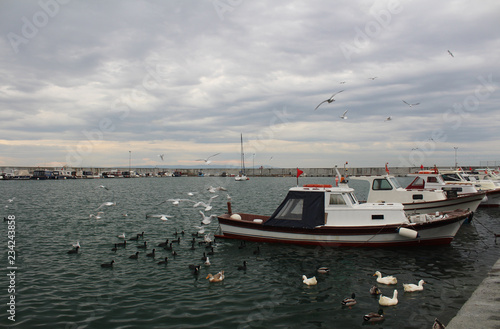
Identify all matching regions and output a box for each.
[235,134,249,181]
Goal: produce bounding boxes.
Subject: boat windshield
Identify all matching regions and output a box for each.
[441,173,462,182]
[389,177,402,189]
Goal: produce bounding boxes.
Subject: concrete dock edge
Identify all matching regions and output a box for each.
[446,257,500,329]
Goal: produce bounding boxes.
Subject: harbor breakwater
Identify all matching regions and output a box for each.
[0,165,474,178]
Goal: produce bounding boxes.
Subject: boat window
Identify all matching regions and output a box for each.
[372,179,393,190]
[329,194,346,205]
[389,177,402,189]
[348,193,358,204]
[441,174,461,182]
[372,215,384,220]
[274,198,303,220]
[427,177,438,183]
[412,194,424,200]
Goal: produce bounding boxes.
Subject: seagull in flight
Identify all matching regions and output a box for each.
[385,116,392,121]
[314,90,344,111]
[96,201,116,211]
[403,100,420,107]
[158,154,165,161]
[147,214,174,221]
[193,195,219,212]
[199,211,217,225]
[339,109,349,120]
[447,50,454,57]
[339,81,346,84]
[196,153,220,165]
[368,77,378,80]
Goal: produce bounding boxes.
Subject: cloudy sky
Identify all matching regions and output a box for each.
[1,0,499,170]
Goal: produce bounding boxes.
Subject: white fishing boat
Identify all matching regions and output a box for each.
[235,133,249,181]
[407,170,500,208]
[216,171,471,247]
[349,175,484,214]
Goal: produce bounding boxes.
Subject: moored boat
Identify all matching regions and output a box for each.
[216,180,471,247]
[350,175,484,214]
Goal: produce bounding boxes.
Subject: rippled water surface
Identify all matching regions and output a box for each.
[1,177,499,328]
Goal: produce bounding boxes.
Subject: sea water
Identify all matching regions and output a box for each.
[0,177,498,328]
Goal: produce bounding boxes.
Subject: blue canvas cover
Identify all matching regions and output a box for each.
[263,191,325,229]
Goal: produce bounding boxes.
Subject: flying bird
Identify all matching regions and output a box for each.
[339,81,346,84]
[339,109,349,120]
[158,154,165,161]
[447,50,454,57]
[384,116,392,121]
[403,100,420,107]
[368,77,378,80]
[314,90,344,111]
[196,153,221,165]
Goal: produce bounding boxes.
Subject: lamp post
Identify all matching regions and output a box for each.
[454,147,458,169]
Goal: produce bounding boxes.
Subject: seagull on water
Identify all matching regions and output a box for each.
[403,100,420,107]
[147,214,173,221]
[196,153,220,165]
[340,109,349,120]
[117,233,126,239]
[447,50,454,57]
[314,90,344,111]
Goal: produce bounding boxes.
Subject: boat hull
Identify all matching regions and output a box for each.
[479,189,500,208]
[402,192,484,213]
[216,211,470,247]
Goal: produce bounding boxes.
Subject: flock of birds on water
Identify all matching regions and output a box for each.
[312,49,455,124]
[61,184,450,328]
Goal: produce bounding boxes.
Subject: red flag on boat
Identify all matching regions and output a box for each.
[296,168,304,178]
[385,163,389,174]
[420,164,424,170]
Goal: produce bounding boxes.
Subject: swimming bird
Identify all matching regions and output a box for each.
[146,249,156,258]
[137,241,147,249]
[196,153,221,165]
[447,50,454,57]
[200,211,217,225]
[207,247,215,256]
[117,233,126,239]
[201,252,207,261]
[67,246,79,254]
[433,318,446,329]
[378,289,398,306]
[158,239,169,247]
[117,240,126,247]
[164,243,173,251]
[147,214,173,221]
[190,241,196,250]
[403,100,420,107]
[403,279,426,292]
[194,226,205,235]
[129,234,139,241]
[190,264,201,275]
[158,257,168,265]
[238,241,246,249]
[363,309,384,323]
[341,293,357,307]
[339,109,349,120]
[317,267,329,274]
[253,246,260,255]
[129,252,139,259]
[204,256,211,266]
[302,275,317,286]
[138,232,145,238]
[101,260,115,268]
[206,271,225,282]
[111,244,118,252]
[314,90,344,111]
[171,250,178,256]
[370,285,382,295]
[72,241,81,248]
[373,271,397,285]
[237,261,247,271]
[203,234,212,244]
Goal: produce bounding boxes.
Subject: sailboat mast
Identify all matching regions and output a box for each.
[240,133,245,174]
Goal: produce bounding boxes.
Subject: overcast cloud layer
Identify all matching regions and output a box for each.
[1,0,499,169]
